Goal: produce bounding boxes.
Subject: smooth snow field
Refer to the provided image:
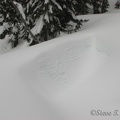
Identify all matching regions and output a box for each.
[0,2,120,120]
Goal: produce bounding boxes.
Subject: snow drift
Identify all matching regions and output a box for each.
[0,5,120,120]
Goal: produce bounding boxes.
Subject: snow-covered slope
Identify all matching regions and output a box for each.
[0,9,120,120]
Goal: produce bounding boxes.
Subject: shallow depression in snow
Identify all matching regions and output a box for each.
[20,37,109,99]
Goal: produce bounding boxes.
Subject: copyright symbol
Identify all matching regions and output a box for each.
[91,110,96,116]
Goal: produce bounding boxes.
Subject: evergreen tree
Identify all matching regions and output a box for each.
[89,0,109,14]
[115,0,120,9]
[0,0,29,47]
[73,0,90,15]
[89,0,101,14]
[101,0,109,13]
[29,0,86,44]
[0,0,86,47]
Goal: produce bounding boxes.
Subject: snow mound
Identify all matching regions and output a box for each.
[0,5,120,120]
[21,35,109,99]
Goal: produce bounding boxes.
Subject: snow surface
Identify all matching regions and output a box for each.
[0,1,120,120]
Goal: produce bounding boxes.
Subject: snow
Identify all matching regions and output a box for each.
[31,15,44,35]
[0,26,13,54]
[0,1,120,120]
[13,1,26,20]
[45,0,49,4]
[44,14,49,23]
[108,0,118,11]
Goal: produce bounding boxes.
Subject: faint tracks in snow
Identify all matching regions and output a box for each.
[20,36,110,98]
